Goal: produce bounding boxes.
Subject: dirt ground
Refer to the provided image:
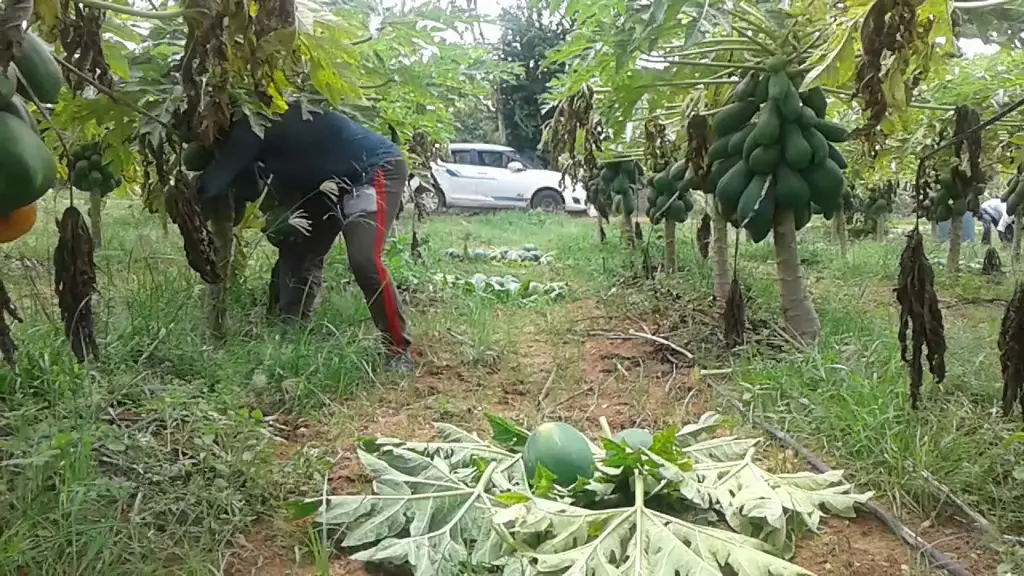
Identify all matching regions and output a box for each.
[224,300,1001,576]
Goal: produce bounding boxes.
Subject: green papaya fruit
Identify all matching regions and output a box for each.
[749,144,782,175]
[706,156,741,193]
[737,173,769,224]
[781,123,812,170]
[753,100,781,146]
[802,159,845,213]
[827,143,847,170]
[774,163,811,209]
[800,87,828,120]
[713,100,759,137]
[778,83,804,122]
[815,119,850,143]
[669,160,689,182]
[707,136,733,164]
[716,160,753,216]
[733,72,760,102]
[802,127,830,166]
[728,124,756,157]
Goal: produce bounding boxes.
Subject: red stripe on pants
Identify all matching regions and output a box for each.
[373,168,406,351]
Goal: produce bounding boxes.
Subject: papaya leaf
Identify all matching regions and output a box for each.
[802,21,858,89]
[485,412,530,450]
[682,447,874,556]
[313,414,874,574]
[317,452,507,573]
[683,435,762,462]
[367,422,529,491]
[493,471,817,575]
[919,0,957,53]
[683,0,714,46]
[530,463,558,498]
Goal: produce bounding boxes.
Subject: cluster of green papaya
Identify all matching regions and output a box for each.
[646,159,695,224]
[707,56,849,242]
[923,165,978,222]
[864,194,892,217]
[588,160,640,217]
[69,144,122,197]
[0,31,63,215]
[1000,164,1024,216]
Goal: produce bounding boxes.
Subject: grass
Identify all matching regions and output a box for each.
[1,199,1023,573]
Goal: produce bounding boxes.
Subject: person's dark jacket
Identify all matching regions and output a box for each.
[196,104,402,202]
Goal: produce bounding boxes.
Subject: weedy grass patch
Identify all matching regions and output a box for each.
[1,206,1020,573]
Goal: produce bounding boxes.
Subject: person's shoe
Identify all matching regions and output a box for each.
[388,350,415,374]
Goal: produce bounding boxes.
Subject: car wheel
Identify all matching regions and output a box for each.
[531,188,564,212]
[416,185,445,212]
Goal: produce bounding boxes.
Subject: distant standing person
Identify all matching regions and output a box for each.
[998,206,1016,245]
[980,198,1010,245]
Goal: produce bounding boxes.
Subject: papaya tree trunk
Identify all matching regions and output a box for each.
[930,221,938,238]
[947,212,962,275]
[773,209,820,343]
[621,214,635,247]
[711,202,731,301]
[875,214,886,241]
[1014,205,1024,266]
[88,193,103,250]
[206,196,234,338]
[665,220,677,273]
[832,208,847,260]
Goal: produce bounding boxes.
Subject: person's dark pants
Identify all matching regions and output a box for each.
[266,158,411,352]
[982,214,995,245]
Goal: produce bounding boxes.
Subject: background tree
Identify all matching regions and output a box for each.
[497,0,570,165]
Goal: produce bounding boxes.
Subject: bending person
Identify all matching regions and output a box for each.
[194,103,413,371]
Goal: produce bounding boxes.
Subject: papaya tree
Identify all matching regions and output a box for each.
[540,0,966,342]
[0,0,510,357]
[641,117,687,271]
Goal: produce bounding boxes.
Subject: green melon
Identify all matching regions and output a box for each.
[524,422,595,487]
[612,428,653,451]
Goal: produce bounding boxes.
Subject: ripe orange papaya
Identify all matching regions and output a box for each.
[0,203,37,243]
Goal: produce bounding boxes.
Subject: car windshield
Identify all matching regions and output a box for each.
[507,151,536,169]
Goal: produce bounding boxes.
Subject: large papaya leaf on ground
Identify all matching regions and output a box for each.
[491,471,817,576]
[315,448,511,575]
[682,445,874,556]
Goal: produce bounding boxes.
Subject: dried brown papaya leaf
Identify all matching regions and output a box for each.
[54,206,99,363]
[724,276,745,349]
[165,173,226,285]
[0,278,23,367]
[685,114,710,183]
[697,212,711,261]
[895,228,946,408]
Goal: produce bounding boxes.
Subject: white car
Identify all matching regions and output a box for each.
[412,143,589,213]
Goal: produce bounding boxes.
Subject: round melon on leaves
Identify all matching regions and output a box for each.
[524,421,595,487]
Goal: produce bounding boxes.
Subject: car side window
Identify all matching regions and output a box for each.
[479,151,506,168]
[451,151,477,165]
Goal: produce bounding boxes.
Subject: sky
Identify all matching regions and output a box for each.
[415,0,1003,58]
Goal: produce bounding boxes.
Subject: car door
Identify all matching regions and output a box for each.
[432,150,483,207]
[475,150,532,208]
